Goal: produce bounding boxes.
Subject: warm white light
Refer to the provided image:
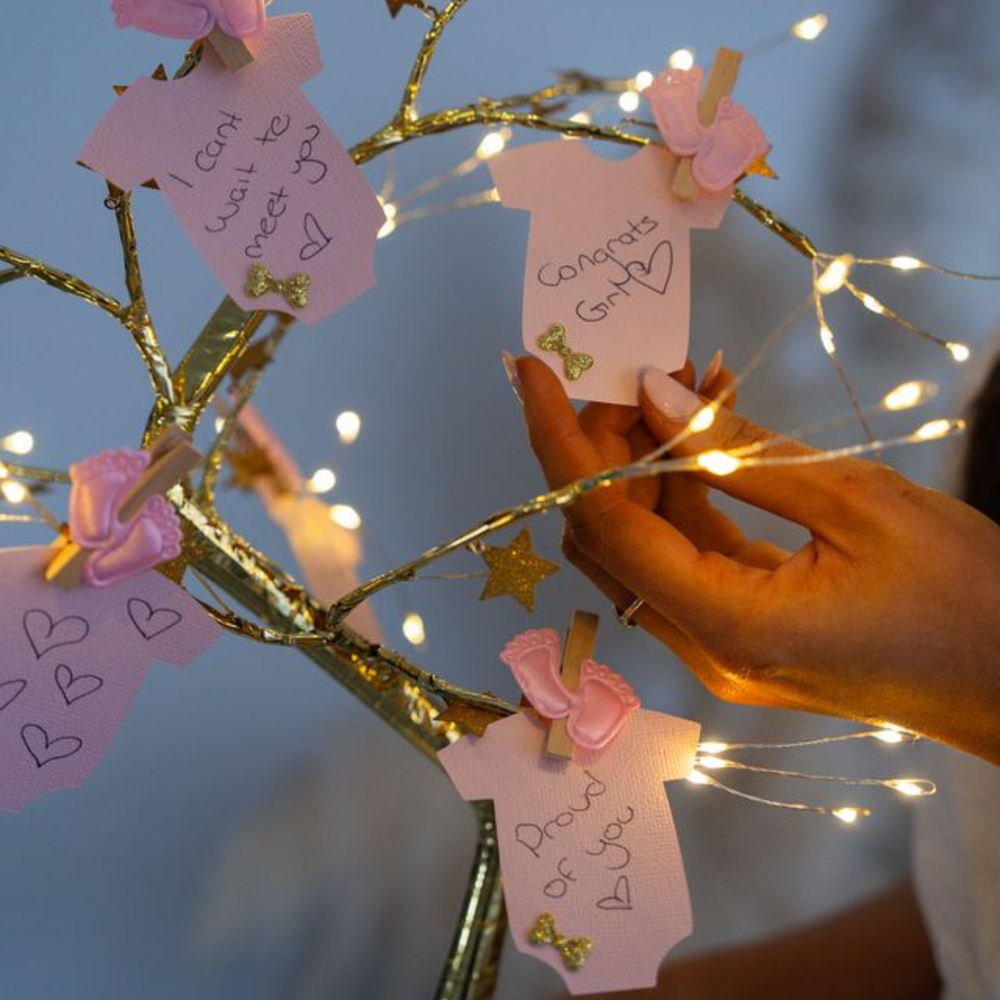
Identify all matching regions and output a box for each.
[947,341,971,363]
[874,729,904,744]
[330,504,362,530]
[668,48,695,71]
[815,255,853,295]
[698,741,729,754]
[1,480,28,504]
[914,418,957,441]
[1,430,34,455]
[476,130,507,160]
[819,322,836,355]
[832,807,859,824]
[377,217,397,240]
[688,406,716,433]
[335,410,362,444]
[569,111,592,125]
[887,779,931,797]
[686,769,710,785]
[306,467,337,494]
[792,14,828,41]
[0,462,8,479]
[697,756,728,770]
[697,450,741,476]
[214,416,225,434]
[889,255,922,271]
[618,91,641,113]
[634,70,654,91]
[381,201,398,221]
[860,292,887,315]
[882,380,937,412]
[402,612,426,646]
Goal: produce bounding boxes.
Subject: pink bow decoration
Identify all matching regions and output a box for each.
[68,449,182,588]
[111,0,265,40]
[500,628,640,751]
[646,66,770,193]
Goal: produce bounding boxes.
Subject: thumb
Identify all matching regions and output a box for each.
[640,367,872,538]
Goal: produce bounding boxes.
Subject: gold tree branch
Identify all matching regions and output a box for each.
[0,244,123,318]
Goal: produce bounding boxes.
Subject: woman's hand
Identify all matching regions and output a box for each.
[516,355,1000,764]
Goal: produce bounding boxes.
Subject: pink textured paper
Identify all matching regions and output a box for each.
[0,546,221,812]
[79,14,385,325]
[439,710,699,994]
[489,142,730,404]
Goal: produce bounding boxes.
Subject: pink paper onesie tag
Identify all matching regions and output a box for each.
[438,710,700,994]
[80,14,386,325]
[0,546,221,811]
[68,448,183,587]
[646,66,770,193]
[500,628,639,751]
[489,141,730,404]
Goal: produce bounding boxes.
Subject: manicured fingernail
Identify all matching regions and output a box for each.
[502,350,523,403]
[700,349,723,393]
[642,368,702,420]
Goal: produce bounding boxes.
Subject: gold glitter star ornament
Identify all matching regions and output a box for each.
[478,528,560,612]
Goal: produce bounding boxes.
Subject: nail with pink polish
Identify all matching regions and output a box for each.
[502,350,523,403]
[642,368,702,421]
[700,349,723,393]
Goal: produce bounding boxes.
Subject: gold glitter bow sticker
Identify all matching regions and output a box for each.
[537,324,594,381]
[527,912,593,972]
[245,264,312,310]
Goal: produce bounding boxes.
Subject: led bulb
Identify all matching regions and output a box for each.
[947,341,971,363]
[859,292,887,315]
[402,612,426,646]
[696,756,728,770]
[832,807,859,824]
[688,406,716,433]
[668,48,695,71]
[1,480,28,505]
[914,418,958,441]
[330,504,362,530]
[568,111,592,125]
[335,410,362,444]
[377,218,397,240]
[618,91,641,113]
[1,430,34,455]
[792,14,828,40]
[686,769,710,785]
[307,468,336,494]
[887,779,933,797]
[698,741,729,754]
[697,450,741,476]
[874,729,904,744]
[881,380,936,412]
[889,255,921,271]
[634,70,654,91]
[476,130,507,160]
[819,322,836,355]
[815,255,853,295]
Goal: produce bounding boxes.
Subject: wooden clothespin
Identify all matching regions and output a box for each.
[46,427,201,589]
[207,25,255,72]
[672,47,743,202]
[545,610,600,760]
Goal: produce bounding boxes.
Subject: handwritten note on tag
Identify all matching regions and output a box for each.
[489,142,730,404]
[79,13,385,325]
[439,710,699,994]
[0,547,221,811]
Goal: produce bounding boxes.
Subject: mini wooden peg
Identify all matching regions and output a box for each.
[672,47,744,202]
[207,25,255,72]
[545,610,599,760]
[46,429,201,589]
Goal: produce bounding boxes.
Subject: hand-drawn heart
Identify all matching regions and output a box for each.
[626,239,674,296]
[127,597,182,640]
[299,211,333,261]
[21,724,83,768]
[23,609,90,659]
[597,874,633,911]
[0,678,27,712]
[54,664,104,705]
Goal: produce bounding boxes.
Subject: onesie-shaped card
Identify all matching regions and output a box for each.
[438,629,700,994]
[490,142,730,403]
[0,546,220,811]
[79,14,386,324]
